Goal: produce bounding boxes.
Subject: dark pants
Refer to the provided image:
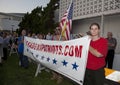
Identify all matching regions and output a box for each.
[18,52,29,68]
[83,67,105,85]
[2,48,8,60]
[106,49,115,69]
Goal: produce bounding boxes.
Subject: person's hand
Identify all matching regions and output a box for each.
[78,33,84,37]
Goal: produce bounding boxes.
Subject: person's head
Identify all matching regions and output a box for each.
[13,32,17,37]
[47,32,51,35]
[38,34,43,39]
[32,33,36,37]
[21,29,26,36]
[89,23,100,36]
[27,33,31,37]
[107,32,113,38]
[3,32,7,38]
[55,27,61,35]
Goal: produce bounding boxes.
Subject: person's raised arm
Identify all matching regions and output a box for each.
[89,46,103,57]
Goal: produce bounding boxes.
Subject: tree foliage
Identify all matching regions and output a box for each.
[19,0,59,34]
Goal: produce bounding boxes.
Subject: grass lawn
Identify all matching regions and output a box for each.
[0,54,74,85]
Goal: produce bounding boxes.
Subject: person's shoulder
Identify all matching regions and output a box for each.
[18,36,22,40]
[113,37,117,40]
[100,37,108,42]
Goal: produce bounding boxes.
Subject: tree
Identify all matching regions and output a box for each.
[18,0,59,35]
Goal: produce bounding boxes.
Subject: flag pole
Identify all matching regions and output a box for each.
[59,21,67,41]
[59,0,73,41]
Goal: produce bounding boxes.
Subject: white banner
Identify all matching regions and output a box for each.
[24,36,91,85]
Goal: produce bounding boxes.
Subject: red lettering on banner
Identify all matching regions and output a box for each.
[52,45,55,54]
[69,45,74,56]
[26,41,28,46]
[36,44,41,50]
[40,44,44,51]
[25,40,83,58]
[63,45,83,58]
[75,46,83,58]
[58,45,62,55]
[55,45,58,54]
[64,45,69,56]
[47,45,50,52]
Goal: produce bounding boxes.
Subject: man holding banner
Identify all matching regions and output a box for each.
[83,23,108,85]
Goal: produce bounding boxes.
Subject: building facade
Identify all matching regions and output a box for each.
[59,0,120,54]
[0,12,24,31]
[59,0,120,20]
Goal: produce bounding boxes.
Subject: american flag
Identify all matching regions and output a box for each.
[59,1,73,40]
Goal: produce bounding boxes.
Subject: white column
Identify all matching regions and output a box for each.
[100,0,104,37]
[101,14,104,36]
